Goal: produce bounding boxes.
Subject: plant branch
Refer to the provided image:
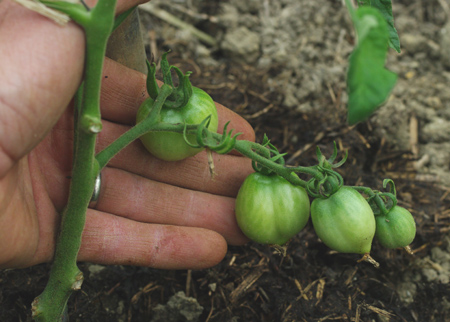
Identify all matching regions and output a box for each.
[31,0,117,320]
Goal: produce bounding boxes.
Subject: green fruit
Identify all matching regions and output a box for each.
[235,172,310,245]
[375,206,416,249]
[311,186,376,254]
[137,87,218,161]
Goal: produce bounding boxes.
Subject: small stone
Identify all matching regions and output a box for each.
[151,291,203,322]
[221,26,261,64]
[87,264,106,276]
[208,283,217,292]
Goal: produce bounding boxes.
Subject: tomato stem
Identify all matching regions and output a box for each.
[352,185,398,216]
[95,84,174,170]
[31,1,117,321]
[357,253,380,268]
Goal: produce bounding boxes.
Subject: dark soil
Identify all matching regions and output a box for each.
[2,1,450,321]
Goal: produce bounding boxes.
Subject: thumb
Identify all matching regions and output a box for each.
[0,0,85,178]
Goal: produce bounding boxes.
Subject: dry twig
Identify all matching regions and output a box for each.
[139,2,218,47]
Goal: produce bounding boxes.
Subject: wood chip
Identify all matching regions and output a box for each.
[409,113,419,157]
[229,267,265,303]
[315,279,326,305]
[363,303,395,318]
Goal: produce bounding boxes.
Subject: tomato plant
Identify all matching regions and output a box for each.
[136,86,218,161]
[311,186,376,254]
[235,172,310,245]
[375,206,416,249]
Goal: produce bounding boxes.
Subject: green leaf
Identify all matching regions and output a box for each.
[347,7,397,125]
[357,0,401,53]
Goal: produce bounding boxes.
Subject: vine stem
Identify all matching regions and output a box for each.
[96,113,326,189]
[352,186,390,215]
[31,1,117,321]
[233,140,321,188]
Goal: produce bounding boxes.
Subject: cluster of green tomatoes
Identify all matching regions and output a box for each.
[236,177,416,260]
[137,55,416,265]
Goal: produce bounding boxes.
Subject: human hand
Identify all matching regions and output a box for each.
[0,0,255,269]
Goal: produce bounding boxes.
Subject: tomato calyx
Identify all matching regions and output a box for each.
[251,135,287,176]
[146,52,193,110]
[353,179,398,216]
[306,143,348,199]
[316,142,348,170]
[183,116,242,154]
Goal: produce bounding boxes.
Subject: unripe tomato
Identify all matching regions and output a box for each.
[311,186,376,254]
[137,87,219,161]
[375,206,416,249]
[235,173,310,245]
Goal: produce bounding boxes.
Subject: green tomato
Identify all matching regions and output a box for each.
[235,172,310,245]
[137,87,219,161]
[375,206,416,249]
[311,186,376,254]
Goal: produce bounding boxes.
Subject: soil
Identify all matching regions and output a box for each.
[2,0,450,321]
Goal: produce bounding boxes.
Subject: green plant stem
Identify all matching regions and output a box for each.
[352,185,390,215]
[32,134,98,322]
[96,85,173,169]
[97,111,326,189]
[233,140,321,188]
[31,1,117,321]
[80,2,117,132]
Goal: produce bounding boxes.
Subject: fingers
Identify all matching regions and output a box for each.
[79,210,228,269]
[94,167,249,245]
[100,58,149,125]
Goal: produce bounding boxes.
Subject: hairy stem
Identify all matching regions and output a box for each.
[31,1,117,320]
